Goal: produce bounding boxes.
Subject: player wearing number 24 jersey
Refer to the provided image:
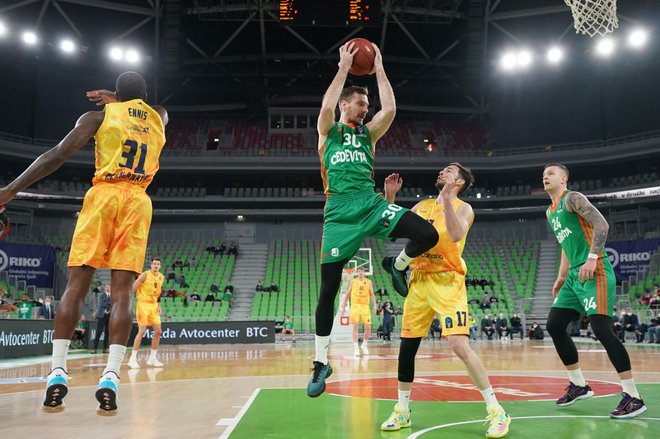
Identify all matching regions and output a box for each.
[0,71,168,416]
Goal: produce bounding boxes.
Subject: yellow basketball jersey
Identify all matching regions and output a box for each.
[410,198,472,274]
[92,99,166,189]
[351,278,372,305]
[137,270,164,304]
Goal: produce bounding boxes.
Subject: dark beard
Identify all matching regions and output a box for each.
[435,181,444,191]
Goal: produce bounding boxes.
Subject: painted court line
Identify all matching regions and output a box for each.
[218,388,261,439]
[407,415,660,438]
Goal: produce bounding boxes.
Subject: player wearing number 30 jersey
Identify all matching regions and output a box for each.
[0,71,168,416]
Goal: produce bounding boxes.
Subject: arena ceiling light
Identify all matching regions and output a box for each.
[516,50,533,68]
[546,46,564,64]
[628,28,649,49]
[59,39,76,54]
[595,37,616,57]
[109,46,123,61]
[499,52,517,71]
[125,49,140,64]
[22,31,38,45]
[0,22,7,37]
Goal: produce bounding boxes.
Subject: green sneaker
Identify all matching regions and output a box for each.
[307,361,333,398]
[381,403,412,431]
[382,256,409,297]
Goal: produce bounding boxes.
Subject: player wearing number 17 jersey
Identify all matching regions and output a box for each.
[543,163,645,419]
[0,72,168,416]
[380,165,510,438]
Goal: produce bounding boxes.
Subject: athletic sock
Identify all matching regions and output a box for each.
[149,349,158,360]
[394,250,413,271]
[621,378,640,399]
[103,344,127,375]
[398,389,411,410]
[51,339,71,372]
[568,368,587,387]
[314,335,330,364]
[480,387,499,406]
[129,350,137,361]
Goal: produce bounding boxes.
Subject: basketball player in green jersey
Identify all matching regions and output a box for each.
[308,41,439,397]
[544,163,646,418]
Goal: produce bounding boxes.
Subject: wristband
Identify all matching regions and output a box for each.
[587,253,599,260]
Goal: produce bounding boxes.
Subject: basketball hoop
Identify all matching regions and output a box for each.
[342,267,355,279]
[564,0,618,37]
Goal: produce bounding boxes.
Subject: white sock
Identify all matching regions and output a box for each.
[398,389,411,410]
[621,378,640,398]
[314,335,330,364]
[129,350,137,360]
[394,250,413,271]
[568,368,587,387]
[149,349,158,359]
[354,342,359,349]
[480,387,499,406]
[103,344,127,375]
[362,340,368,347]
[51,339,71,372]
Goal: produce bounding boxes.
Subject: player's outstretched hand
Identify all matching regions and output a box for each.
[86,89,118,106]
[384,173,403,194]
[440,173,458,198]
[339,41,359,70]
[369,43,383,75]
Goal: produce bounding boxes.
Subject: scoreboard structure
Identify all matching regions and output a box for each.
[278,0,381,26]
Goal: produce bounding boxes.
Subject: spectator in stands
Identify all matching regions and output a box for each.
[183,259,190,268]
[205,292,216,303]
[225,284,234,293]
[428,316,442,340]
[619,309,640,342]
[509,312,524,340]
[638,290,653,307]
[375,300,383,315]
[173,257,183,269]
[469,315,479,340]
[222,288,234,302]
[612,309,623,333]
[256,281,264,292]
[189,291,201,302]
[228,241,238,257]
[394,304,403,316]
[190,257,198,268]
[481,314,494,340]
[488,291,499,304]
[269,282,279,293]
[281,316,296,343]
[646,313,660,344]
[179,275,189,288]
[649,289,660,310]
[0,293,18,313]
[16,294,37,319]
[376,287,387,299]
[528,322,544,340]
[381,300,395,342]
[166,266,175,281]
[72,315,86,348]
[495,313,512,340]
[210,283,220,293]
[166,287,177,298]
[214,242,227,256]
[480,293,491,310]
[39,297,56,320]
[480,278,491,289]
[92,285,111,354]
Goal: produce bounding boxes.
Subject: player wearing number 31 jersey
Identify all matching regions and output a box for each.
[0,71,168,416]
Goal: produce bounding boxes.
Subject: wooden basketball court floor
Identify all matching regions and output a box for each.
[1,339,658,439]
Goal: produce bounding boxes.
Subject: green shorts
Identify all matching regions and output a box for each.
[552,258,615,316]
[321,189,408,264]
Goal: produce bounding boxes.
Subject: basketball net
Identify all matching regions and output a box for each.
[564,0,618,37]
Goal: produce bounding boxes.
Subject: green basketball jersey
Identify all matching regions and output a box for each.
[547,190,606,269]
[17,302,33,319]
[319,122,375,196]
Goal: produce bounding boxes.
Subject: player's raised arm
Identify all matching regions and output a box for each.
[318,42,358,140]
[440,173,474,242]
[0,111,104,205]
[366,44,395,144]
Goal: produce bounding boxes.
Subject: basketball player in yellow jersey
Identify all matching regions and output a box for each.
[128,258,165,369]
[380,164,511,438]
[0,71,168,415]
[340,267,377,356]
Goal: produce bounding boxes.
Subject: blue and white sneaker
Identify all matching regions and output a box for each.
[95,371,120,416]
[42,367,68,413]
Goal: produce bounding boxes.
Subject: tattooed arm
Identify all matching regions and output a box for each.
[564,191,609,281]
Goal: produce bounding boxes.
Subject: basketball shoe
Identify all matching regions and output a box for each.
[556,382,594,406]
[382,256,409,297]
[42,367,68,413]
[381,403,411,431]
[610,393,647,419]
[146,355,164,367]
[95,371,120,416]
[306,361,333,398]
[361,343,369,355]
[485,404,511,438]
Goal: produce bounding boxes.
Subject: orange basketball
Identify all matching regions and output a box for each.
[348,38,375,76]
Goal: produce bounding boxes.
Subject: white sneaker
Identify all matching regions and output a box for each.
[128,358,140,369]
[146,357,164,367]
[361,344,369,355]
[354,346,360,357]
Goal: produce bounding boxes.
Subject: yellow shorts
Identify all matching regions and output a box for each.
[68,183,152,274]
[349,304,372,325]
[136,302,161,326]
[401,270,469,338]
